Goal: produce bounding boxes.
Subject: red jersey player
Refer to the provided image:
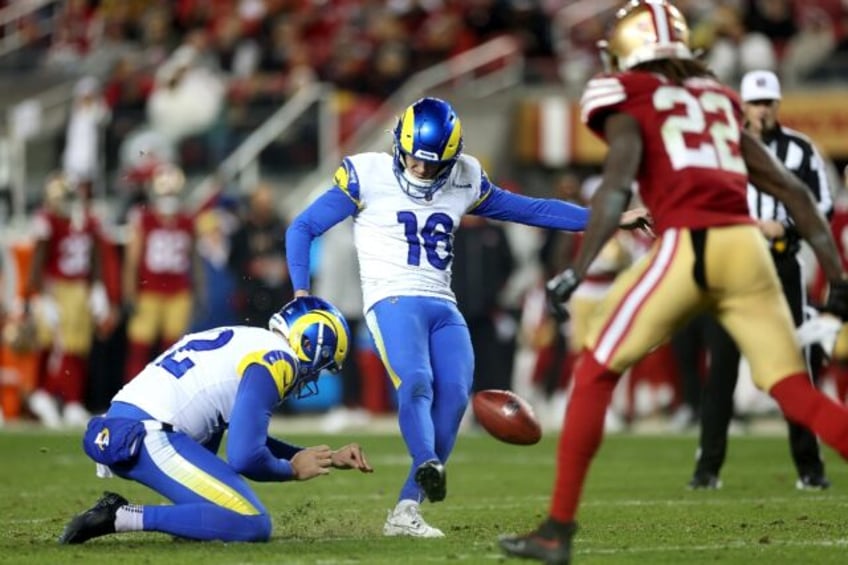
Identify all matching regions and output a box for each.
[122,163,203,381]
[25,174,112,427]
[500,2,848,564]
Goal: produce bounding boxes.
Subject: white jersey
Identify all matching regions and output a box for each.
[113,326,297,444]
[333,152,490,312]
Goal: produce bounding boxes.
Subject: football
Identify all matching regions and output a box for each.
[471,389,542,445]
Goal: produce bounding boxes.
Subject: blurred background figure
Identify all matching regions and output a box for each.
[62,76,110,193]
[452,214,515,395]
[527,172,585,417]
[228,183,291,327]
[705,3,778,85]
[668,314,710,432]
[315,217,372,432]
[25,174,113,427]
[146,43,227,169]
[115,129,176,223]
[122,163,201,382]
[191,204,239,332]
[524,173,635,431]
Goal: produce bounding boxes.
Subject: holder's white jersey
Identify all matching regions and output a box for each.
[113,326,297,444]
[334,152,490,312]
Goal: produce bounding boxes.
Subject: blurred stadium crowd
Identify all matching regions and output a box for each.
[3,0,847,174]
[1,0,848,433]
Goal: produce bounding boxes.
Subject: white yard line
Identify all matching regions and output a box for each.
[311,493,848,508]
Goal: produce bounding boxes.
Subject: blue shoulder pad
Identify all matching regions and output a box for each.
[333,158,361,202]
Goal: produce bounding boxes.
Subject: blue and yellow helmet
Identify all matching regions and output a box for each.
[392,97,463,200]
[268,296,351,398]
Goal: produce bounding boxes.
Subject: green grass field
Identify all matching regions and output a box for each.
[1,427,847,564]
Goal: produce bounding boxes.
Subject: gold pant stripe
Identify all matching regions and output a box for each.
[365,310,401,389]
[585,225,805,391]
[595,229,680,365]
[145,431,260,515]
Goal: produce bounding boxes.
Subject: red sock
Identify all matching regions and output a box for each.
[531,346,555,388]
[60,354,87,403]
[770,373,848,459]
[550,351,621,523]
[558,350,578,390]
[124,341,151,383]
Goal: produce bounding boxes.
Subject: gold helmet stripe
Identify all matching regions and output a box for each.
[288,310,349,366]
[440,117,462,161]
[289,312,328,362]
[319,310,349,365]
[399,106,416,154]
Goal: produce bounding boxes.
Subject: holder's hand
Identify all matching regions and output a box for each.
[331,443,374,473]
[291,445,333,481]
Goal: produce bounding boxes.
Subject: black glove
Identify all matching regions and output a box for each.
[824,279,848,321]
[121,301,136,320]
[545,268,581,322]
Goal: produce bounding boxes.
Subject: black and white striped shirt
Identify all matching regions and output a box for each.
[747,124,833,226]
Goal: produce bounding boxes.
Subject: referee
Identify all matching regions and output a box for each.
[688,70,834,490]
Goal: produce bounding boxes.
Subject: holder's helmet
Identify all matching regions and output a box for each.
[268,296,351,398]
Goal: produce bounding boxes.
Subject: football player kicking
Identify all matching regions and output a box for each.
[499,1,848,564]
[285,96,649,537]
[59,296,373,544]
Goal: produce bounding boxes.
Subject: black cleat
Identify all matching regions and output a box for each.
[415,459,446,502]
[499,518,576,565]
[59,491,128,544]
[687,472,722,490]
[796,474,831,491]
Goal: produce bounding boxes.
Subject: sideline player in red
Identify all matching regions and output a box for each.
[499,2,848,563]
[122,163,202,381]
[25,175,113,426]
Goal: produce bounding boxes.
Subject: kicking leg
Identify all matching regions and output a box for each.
[425,309,474,503]
[366,299,438,503]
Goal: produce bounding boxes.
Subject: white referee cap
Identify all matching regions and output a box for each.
[740,70,781,102]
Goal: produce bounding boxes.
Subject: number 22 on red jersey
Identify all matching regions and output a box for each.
[580,72,751,232]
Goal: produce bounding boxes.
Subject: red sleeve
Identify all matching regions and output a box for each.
[580,71,656,138]
[580,73,627,138]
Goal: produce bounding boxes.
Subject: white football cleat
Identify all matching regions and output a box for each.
[63,402,91,427]
[383,500,444,538]
[28,389,62,429]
